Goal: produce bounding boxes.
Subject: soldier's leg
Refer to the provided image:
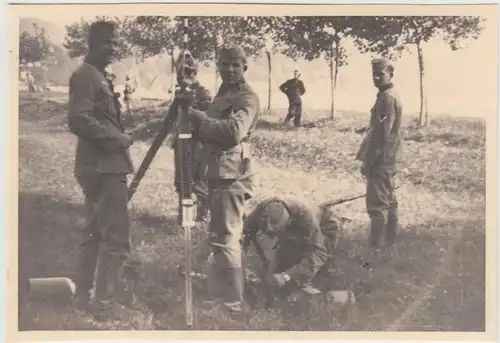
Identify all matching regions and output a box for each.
[92,174,134,320]
[284,102,294,124]
[366,170,392,249]
[294,102,302,127]
[74,175,103,304]
[207,180,247,312]
[384,173,398,245]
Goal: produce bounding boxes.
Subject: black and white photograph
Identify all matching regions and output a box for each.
[8,2,498,340]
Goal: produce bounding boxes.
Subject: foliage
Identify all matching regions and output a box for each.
[63,16,136,59]
[352,16,486,59]
[19,24,55,65]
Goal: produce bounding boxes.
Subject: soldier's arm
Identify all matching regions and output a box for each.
[279,80,289,94]
[197,90,259,146]
[242,206,262,249]
[364,92,397,167]
[68,70,131,151]
[283,213,329,286]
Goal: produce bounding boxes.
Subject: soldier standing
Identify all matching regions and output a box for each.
[279,70,306,127]
[242,196,344,301]
[187,44,260,313]
[67,21,137,321]
[356,58,403,252]
[123,75,135,116]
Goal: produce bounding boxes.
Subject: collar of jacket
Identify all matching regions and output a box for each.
[84,56,107,75]
[218,77,246,94]
[377,82,394,94]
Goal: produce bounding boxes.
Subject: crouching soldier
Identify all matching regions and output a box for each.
[242,196,345,303]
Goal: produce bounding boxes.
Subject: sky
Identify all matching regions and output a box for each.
[26,10,499,118]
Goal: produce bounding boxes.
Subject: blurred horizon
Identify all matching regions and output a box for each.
[18,13,499,119]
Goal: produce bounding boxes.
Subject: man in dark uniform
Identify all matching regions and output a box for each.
[356,58,403,251]
[188,44,260,313]
[279,70,306,127]
[67,21,137,321]
[165,54,212,223]
[242,196,343,300]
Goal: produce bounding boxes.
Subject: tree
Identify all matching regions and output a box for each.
[63,16,134,60]
[19,23,55,66]
[353,16,486,126]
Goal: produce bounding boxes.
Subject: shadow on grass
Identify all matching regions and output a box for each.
[18,191,179,324]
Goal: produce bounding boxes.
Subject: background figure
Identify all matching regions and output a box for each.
[25,71,36,93]
[279,70,306,127]
[67,20,137,322]
[187,44,260,314]
[123,75,135,116]
[356,58,403,256]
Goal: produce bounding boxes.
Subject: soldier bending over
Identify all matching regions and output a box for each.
[242,196,344,301]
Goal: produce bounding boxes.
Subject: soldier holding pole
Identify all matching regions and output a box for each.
[187,44,261,314]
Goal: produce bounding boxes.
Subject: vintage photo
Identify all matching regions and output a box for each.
[9,2,497,340]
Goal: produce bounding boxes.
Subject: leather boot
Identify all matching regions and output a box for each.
[385,209,399,245]
[368,214,386,249]
[91,254,137,322]
[222,267,246,314]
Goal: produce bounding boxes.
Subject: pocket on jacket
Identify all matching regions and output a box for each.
[383,136,402,164]
[207,152,243,179]
[97,152,133,174]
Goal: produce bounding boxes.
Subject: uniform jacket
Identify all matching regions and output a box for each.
[197,79,260,184]
[68,62,134,177]
[243,196,332,286]
[279,78,306,104]
[356,84,403,172]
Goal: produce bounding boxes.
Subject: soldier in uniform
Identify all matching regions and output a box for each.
[187,44,260,313]
[356,58,403,251]
[67,21,137,321]
[242,196,343,300]
[279,70,306,127]
[165,53,212,223]
[123,75,135,116]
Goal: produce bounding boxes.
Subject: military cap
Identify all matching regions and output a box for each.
[372,57,394,71]
[218,44,247,63]
[260,201,290,235]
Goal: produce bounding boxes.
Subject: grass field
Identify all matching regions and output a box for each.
[17,89,486,331]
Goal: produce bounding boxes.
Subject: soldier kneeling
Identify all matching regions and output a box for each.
[243,196,346,305]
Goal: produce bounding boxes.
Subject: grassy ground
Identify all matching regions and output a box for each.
[17,90,486,331]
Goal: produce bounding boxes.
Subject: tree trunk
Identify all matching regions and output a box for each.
[329,46,334,120]
[333,39,340,120]
[214,39,219,92]
[416,40,426,127]
[266,49,272,111]
[170,51,175,102]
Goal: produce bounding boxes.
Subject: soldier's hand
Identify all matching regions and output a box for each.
[188,108,208,122]
[120,133,134,149]
[360,164,368,177]
[268,273,288,288]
